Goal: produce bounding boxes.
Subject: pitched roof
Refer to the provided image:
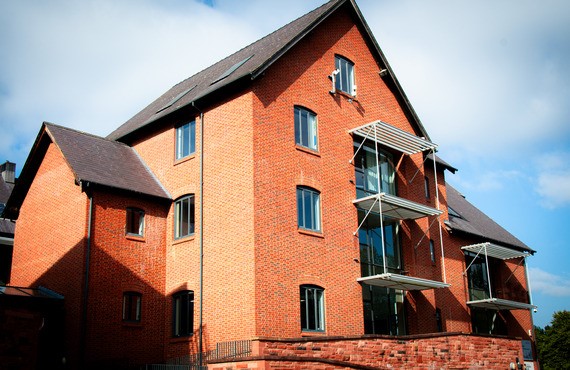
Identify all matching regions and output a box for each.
[45,123,170,199]
[4,123,170,219]
[0,176,14,205]
[427,153,458,174]
[445,183,534,253]
[107,0,430,143]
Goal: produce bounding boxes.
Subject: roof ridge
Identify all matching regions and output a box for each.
[44,121,132,149]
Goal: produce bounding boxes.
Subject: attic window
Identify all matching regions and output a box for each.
[448,206,461,218]
[210,55,254,85]
[156,85,197,113]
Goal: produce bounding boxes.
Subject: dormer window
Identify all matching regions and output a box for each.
[335,55,355,96]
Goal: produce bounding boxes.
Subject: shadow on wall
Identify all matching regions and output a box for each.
[18,236,190,370]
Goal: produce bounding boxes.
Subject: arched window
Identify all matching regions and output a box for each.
[335,55,355,95]
[296,186,321,232]
[294,106,318,151]
[174,195,195,239]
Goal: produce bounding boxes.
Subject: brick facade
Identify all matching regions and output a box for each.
[8,1,537,369]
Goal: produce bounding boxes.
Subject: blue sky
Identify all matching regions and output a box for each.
[1,0,569,328]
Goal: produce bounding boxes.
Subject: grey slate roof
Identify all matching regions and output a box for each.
[0,176,14,205]
[107,0,344,141]
[446,183,534,253]
[45,123,170,200]
[427,153,458,174]
[107,0,430,143]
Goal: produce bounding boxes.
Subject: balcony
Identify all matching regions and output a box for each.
[462,242,536,311]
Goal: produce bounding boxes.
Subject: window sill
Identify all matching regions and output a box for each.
[301,331,326,337]
[298,229,324,238]
[170,335,194,343]
[295,145,321,157]
[174,153,196,166]
[172,234,196,245]
[330,89,358,102]
[126,234,145,242]
[122,321,143,328]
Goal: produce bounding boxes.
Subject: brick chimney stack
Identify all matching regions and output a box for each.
[0,161,16,184]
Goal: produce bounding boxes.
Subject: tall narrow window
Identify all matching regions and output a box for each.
[429,239,436,263]
[424,176,431,199]
[172,290,194,337]
[296,187,321,232]
[300,285,324,331]
[176,120,196,160]
[294,106,318,151]
[122,291,142,322]
[126,207,145,236]
[335,55,355,95]
[174,195,195,239]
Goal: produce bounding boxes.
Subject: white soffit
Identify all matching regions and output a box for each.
[358,273,450,291]
[461,242,530,260]
[467,298,536,311]
[353,193,442,220]
[349,120,438,155]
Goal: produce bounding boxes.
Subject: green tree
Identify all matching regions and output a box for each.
[535,310,570,370]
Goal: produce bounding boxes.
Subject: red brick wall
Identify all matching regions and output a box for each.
[249,4,448,338]
[132,93,257,359]
[210,334,525,370]
[11,142,88,367]
[84,190,168,367]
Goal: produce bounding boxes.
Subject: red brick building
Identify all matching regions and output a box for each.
[4,0,537,369]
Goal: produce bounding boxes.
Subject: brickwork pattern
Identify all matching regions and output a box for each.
[211,334,525,370]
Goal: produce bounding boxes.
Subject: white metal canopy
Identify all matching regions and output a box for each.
[467,298,536,311]
[461,242,530,260]
[358,273,450,291]
[349,120,437,155]
[353,192,442,220]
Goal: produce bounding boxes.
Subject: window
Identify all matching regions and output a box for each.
[435,308,443,332]
[296,187,321,232]
[429,239,436,263]
[172,290,194,337]
[176,121,196,160]
[335,55,355,95]
[354,142,395,198]
[358,210,401,276]
[174,195,195,239]
[122,292,142,322]
[465,252,491,301]
[126,207,145,236]
[424,176,430,199]
[294,106,318,151]
[300,285,324,331]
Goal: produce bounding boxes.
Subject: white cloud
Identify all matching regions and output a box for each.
[529,267,570,297]
[535,152,570,208]
[360,0,570,161]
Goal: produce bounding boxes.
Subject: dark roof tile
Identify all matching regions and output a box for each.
[45,123,170,200]
[107,0,344,141]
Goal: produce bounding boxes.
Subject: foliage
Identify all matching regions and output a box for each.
[535,310,570,370]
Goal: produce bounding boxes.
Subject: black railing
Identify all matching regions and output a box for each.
[143,340,252,370]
